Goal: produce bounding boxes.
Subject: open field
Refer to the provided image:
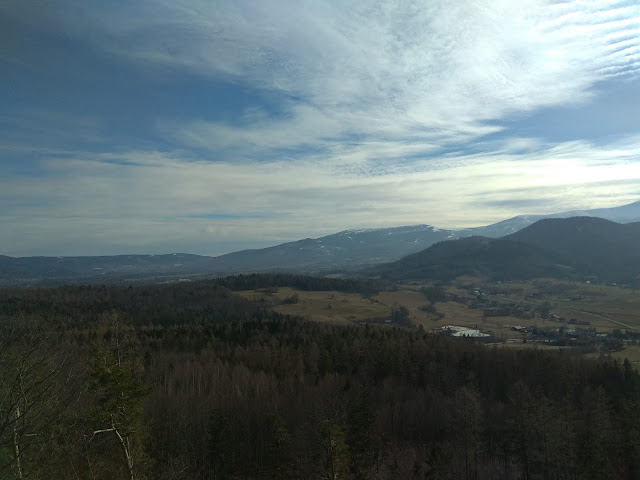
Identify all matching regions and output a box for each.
[392,278,640,334]
[234,278,640,364]
[426,302,529,340]
[478,278,640,332]
[235,287,390,324]
[402,277,640,332]
[610,344,640,367]
[235,280,640,333]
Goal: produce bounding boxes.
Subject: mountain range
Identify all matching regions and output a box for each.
[378,217,640,284]
[1,200,640,286]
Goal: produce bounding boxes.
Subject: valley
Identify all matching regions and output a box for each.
[235,277,640,365]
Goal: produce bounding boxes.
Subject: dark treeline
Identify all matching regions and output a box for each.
[1,280,640,479]
[211,273,386,295]
[0,274,384,320]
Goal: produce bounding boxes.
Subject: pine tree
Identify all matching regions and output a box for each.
[87,346,149,480]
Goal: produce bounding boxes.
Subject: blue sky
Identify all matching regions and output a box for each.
[1,0,640,256]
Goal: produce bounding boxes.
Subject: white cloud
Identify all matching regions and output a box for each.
[2,137,640,255]
[64,0,639,153]
[6,2,640,143]
[7,1,640,160]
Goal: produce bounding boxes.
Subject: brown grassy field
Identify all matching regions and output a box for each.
[235,287,391,324]
[234,279,640,364]
[413,277,640,333]
[235,280,640,331]
[611,344,640,367]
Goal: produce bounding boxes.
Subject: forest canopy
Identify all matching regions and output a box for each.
[1,276,639,479]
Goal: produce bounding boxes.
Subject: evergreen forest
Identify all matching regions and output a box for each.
[1,276,639,479]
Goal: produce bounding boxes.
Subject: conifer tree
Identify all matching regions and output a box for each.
[88,346,149,480]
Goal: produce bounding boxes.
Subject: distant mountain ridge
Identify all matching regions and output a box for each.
[458,200,640,237]
[0,254,214,286]
[208,224,458,272]
[0,225,459,286]
[1,200,640,286]
[378,217,640,284]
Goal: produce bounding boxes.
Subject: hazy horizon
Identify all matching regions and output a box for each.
[1,198,638,258]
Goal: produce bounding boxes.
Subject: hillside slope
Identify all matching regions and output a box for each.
[378,217,640,284]
[507,217,640,280]
[206,225,458,272]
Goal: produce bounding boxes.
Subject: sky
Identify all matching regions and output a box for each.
[1,0,640,257]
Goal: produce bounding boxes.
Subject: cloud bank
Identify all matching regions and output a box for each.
[2,137,640,256]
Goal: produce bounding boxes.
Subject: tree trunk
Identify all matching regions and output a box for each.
[112,425,135,480]
[92,422,135,480]
[13,405,23,480]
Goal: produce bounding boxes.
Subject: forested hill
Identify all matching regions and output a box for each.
[377,236,567,281]
[2,278,640,478]
[507,217,640,278]
[377,217,640,284]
